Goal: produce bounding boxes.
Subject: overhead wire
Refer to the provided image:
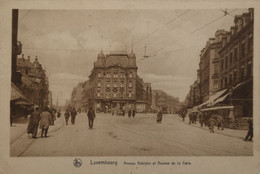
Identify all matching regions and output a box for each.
[137,9,238,62]
[132,9,191,46]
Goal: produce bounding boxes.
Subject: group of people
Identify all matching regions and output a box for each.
[27,106,60,139]
[128,109,136,118]
[184,109,253,141]
[64,107,96,130]
[187,110,224,133]
[64,108,78,125]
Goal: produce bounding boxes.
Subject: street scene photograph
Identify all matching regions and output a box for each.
[10,8,254,157]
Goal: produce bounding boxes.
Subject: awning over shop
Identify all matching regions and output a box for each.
[201,105,234,112]
[15,100,33,106]
[198,89,227,108]
[11,82,27,101]
[208,93,229,107]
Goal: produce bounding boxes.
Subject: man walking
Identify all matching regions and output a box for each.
[71,108,77,125]
[157,110,163,123]
[132,109,136,118]
[128,110,132,118]
[216,114,224,130]
[244,118,253,141]
[64,109,70,125]
[39,107,52,138]
[87,107,96,129]
[27,106,41,139]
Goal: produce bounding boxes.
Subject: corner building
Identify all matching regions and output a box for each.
[88,51,151,113]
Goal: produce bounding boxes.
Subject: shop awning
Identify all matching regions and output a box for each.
[208,93,229,107]
[201,105,234,112]
[11,83,27,101]
[198,89,227,108]
[15,100,33,106]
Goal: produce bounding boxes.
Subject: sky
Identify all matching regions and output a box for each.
[17,9,249,105]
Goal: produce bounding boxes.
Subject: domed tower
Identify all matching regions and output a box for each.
[96,50,105,67]
[128,50,137,67]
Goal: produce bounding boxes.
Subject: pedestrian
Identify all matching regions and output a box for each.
[87,107,96,129]
[27,106,41,139]
[50,109,56,125]
[112,108,115,116]
[194,112,197,124]
[71,108,77,125]
[243,118,253,141]
[39,107,52,138]
[189,112,192,124]
[208,116,216,133]
[157,110,163,123]
[198,111,204,127]
[57,108,61,118]
[128,110,132,118]
[216,115,224,130]
[64,109,70,125]
[132,109,136,118]
[182,110,186,121]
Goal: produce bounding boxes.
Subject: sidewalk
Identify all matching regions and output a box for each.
[175,115,248,139]
[10,117,64,157]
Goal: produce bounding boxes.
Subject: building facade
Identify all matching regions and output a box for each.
[16,54,49,111]
[199,30,227,103]
[152,89,180,113]
[218,9,253,121]
[87,51,151,113]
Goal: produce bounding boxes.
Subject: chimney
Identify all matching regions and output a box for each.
[22,54,24,60]
[28,56,30,61]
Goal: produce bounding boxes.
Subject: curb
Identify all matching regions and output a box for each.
[176,116,245,139]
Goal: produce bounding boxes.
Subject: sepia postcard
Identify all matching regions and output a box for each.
[0,0,260,174]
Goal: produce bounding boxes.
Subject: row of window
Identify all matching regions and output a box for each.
[96,93,132,98]
[97,83,133,88]
[97,72,133,78]
[220,62,252,88]
[220,35,253,71]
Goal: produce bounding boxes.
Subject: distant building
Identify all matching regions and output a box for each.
[152,89,180,113]
[87,50,151,113]
[199,29,227,103]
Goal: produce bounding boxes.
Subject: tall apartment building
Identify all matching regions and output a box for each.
[218,8,253,118]
[87,51,151,113]
[199,30,227,103]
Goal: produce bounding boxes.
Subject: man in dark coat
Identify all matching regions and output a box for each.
[216,115,224,130]
[128,110,132,118]
[27,107,41,139]
[87,107,96,129]
[57,108,61,118]
[132,109,136,118]
[157,110,163,123]
[198,111,204,127]
[244,118,253,141]
[71,108,77,125]
[189,112,192,124]
[64,109,70,125]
